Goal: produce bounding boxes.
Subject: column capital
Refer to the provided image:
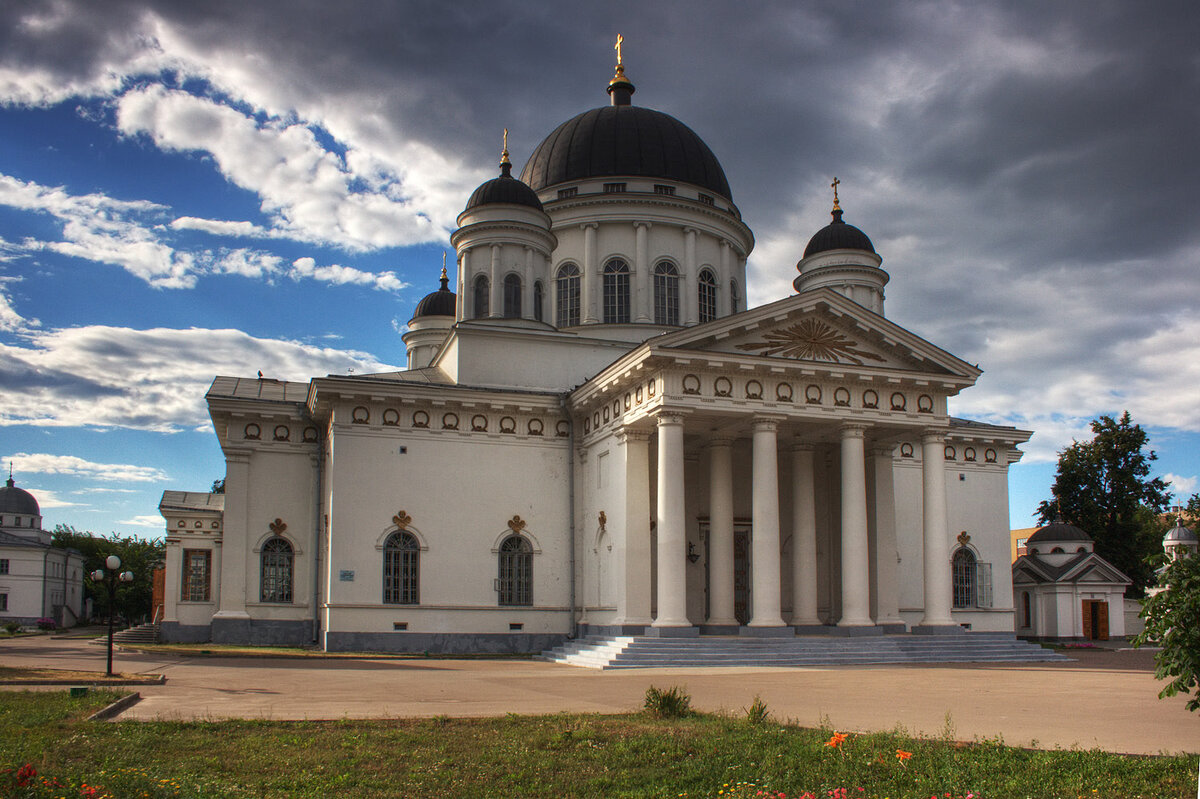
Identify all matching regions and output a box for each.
[868,443,897,458]
[634,221,652,230]
[752,414,787,432]
[790,438,816,453]
[921,429,947,444]
[617,427,653,443]
[654,410,689,427]
[683,226,699,236]
[706,435,737,449]
[580,222,599,231]
[840,422,870,437]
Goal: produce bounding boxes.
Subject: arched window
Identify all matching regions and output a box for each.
[603,259,630,324]
[730,279,739,315]
[260,537,293,603]
[473,274,490,319]
[653,262,680,326]
[555,263,580,327]
[1022,591,1031,628]
[498,535,533,606]
[952,548,977,609]
[503,273,522,318]
[533,280,544,323]
[383,531,419,605]
[698,269,717,323]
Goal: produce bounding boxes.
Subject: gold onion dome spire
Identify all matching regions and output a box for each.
[499,127,512,176]
[607,33,635,106]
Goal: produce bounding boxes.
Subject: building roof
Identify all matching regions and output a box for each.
[411,269,457,319]
[803,208,876,257]
[464,162,544,212]
[0,476,39,516]
[1164,518,1198,544]
[207,376,310,403]
[519,97,732,201]
[1026,519,1092,546]
[159,491,226,514]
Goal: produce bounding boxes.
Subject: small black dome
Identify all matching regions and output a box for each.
[520,105,732,201]
[412,269,456,318]
[0,476,39,516]
[1027,519,1092,545]
[465,162,544,212]
[803,209,876,257]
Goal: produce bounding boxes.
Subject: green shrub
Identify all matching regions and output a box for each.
[3,622,20,635]
[745,695,770,724]
[643,684,692,718]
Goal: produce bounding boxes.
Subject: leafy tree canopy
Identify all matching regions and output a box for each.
[51,525,163,624]
[211,478,225,494]
[1135,540,1200,711]
[1036,411,1170,595]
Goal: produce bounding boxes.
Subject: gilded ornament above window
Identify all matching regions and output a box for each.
[736,317,886,365]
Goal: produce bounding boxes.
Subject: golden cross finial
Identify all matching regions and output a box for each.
[500,127,510,165]
[831,176,841,211]
[441,251,447,281]
[614,34,624,67]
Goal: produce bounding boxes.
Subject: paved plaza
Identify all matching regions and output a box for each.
[1,635,1195,756]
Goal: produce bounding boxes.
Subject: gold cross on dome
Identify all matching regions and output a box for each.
[501,127,510,164]
[831,176,841,210]
[614,34,624,66]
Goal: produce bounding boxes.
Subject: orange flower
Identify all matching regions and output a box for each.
[895,749,912,763]
[824,731,849,748]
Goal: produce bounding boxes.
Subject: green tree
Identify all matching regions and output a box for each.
[1036,411,1170,595]
[51,526,164,624]
[211,477,225,494]
[1134,549,1200,711]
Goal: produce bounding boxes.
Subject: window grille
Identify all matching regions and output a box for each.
[473,274,489,318]
[698,269,717,323]
[557,187,577,199]
[555,264,580,327]
[260,537,294,603]
[653,262,679,325]
[603,182,626,193]
[654,184,675,196]
[0,559,7,575]
[952,549,992,608]
[182,549,211,602]
[730,280,739,314]
[533,281,544,323]
[383,531,419,605]
[503,273,522,318]
[698,193,714,205]
[498,535,533,606]
[603,259,630,323]
[0,593,6,611]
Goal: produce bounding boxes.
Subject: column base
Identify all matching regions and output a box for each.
[829,624,884,637]
[878,622,908,634]
[739,625,795,638]
[792,624,833,635]
[580,623,648,637]
[644,625,700,638]
[698,624,741,635]
[911,623,967,635]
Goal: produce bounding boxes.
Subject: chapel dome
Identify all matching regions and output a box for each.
[803,208,876,258]
[464,161,544,212]
[0,476,39,516]
[411,269,456,319]
[1164,518,1198,544]
[519,68,732,201]
[1026,518,1092,546]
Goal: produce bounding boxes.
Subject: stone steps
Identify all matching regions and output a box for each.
[110,623,160,644]
[539,632,1067,669]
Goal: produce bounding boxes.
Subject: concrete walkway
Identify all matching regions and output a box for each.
[1,636,1195,756]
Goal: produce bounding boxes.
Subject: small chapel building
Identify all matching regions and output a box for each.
[159,48,1032,652]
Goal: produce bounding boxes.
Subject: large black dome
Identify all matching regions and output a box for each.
[520,105,732,201]
[464,162,544,212]
[412,270,456,319]
[804,209,875,257]
[0,476,39,516]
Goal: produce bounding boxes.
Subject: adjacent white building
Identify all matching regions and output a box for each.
[0,474,86,628]
[160,54,1031,652]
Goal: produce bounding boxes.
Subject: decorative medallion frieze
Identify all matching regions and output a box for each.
[735,317,886,365]
[270,518,287,535]
[392,511,412,530]
[507,515,526,533]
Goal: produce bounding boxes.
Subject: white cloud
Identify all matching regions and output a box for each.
[21,487,83,509]
[170,217,272,239]
[289,257,408,292]
[5,453,168,483]
[0,324,396,431]
[1164,473,1197,496]
[117,515,166,528]
[0,276,38,332]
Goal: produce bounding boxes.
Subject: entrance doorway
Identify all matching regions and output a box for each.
[1081,599,1109,641]
[702,522,753,626]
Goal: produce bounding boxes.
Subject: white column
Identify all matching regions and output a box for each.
[582,223,599,324]
[684,228,698,326]
[791,442,820,626]
[635,222,651,323]
[920,431,955,627]
[749,417,786,627]
[839,423,873,627]
[455,251,466,320]
[213,450,250,622]
[869,444,903,626]
[618,429,653,626]
[706,437,737,627]
[522,246,534,320]
[488,244,501,318]
[653,412,690,627]
[720,240,732,317]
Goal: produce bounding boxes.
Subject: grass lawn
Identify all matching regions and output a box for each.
[0,666,158,684]
[118,642,533,659]
[0,689,1195,798]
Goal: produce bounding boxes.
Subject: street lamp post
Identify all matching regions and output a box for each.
[91,555,134,677]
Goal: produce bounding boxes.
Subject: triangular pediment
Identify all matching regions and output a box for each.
[651,289,980,380]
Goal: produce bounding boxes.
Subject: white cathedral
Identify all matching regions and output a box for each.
[159,51,1031,652]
